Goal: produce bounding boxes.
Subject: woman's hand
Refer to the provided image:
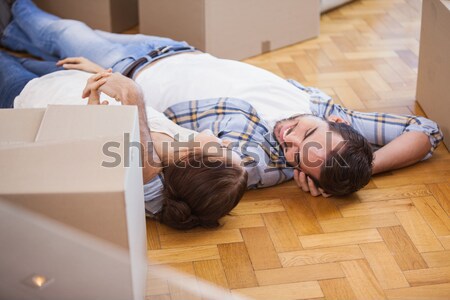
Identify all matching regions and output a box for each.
[293,169,332,197]
[56,57,105,73]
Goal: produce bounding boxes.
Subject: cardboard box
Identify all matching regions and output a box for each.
[139,0,320,60]
[416,0,450,150]
[34,0,138,33]
[0,105,147,300]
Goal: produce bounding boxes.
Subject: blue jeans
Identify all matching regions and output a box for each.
[1,0,192,72]
[0,51,63,108]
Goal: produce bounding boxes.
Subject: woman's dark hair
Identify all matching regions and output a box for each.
[157,151,247,230]
[319,121,374,196]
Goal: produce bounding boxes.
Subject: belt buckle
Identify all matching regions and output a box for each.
[149,46,173,58]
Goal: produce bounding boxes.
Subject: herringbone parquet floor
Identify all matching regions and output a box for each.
[145,0,450,299]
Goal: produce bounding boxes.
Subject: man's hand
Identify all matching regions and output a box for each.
[57,57,105,73]
[82,72,142,106]
[83,70,112,105]
[293,169,331,197]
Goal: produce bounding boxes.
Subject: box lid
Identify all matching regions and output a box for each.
[0,105,139,195]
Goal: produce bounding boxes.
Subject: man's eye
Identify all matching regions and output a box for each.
[304,127,318,140]
[304,129,310,139]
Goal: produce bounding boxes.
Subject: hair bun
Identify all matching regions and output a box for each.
[160,197,200,229]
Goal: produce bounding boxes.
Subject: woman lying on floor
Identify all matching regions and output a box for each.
[0,50,247,230]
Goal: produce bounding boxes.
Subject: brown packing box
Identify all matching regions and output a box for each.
[0,105,147,300]
[139,0,321,60]
[34,0,138,32]
[416,0,450,150]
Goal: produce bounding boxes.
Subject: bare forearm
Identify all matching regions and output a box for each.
[118,84,162,183]
[372,131,431,174]
[138,105,162,183]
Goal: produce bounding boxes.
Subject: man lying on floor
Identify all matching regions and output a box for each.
[0,0,443,201]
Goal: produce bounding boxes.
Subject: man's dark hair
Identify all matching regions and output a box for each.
[319,121,373,196]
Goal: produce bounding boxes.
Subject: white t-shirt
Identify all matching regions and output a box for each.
[135,53,312,129]
[14,70,197,140]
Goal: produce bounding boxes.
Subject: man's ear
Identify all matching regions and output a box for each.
[327,115,350,126]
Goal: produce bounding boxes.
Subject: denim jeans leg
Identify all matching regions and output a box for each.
[3,0,191,71]
[18,58,65,77]
[0,51,37,108]
[1,21,58,61]
[94,30,189,48]
[2,0,144,70]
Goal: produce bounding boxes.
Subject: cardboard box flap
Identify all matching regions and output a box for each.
[36,105,138,142]
[0,108,45,145]
[0,136,128,195]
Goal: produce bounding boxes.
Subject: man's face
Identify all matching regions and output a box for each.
[274,114,346,180]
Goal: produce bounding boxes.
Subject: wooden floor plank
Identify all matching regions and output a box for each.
[217,242,258,289]
[412,196,450,237]
[403,266,450,287]
[396,209,444,253]
[427,183,450,216]
[279,245,365,267]
[146,219,161,250]
[378,226,428,271]
[319,278,358,300]
[231,281,323,300]
[299,229,382,249]
[439,236,450,250]
[148,245,219,265]
[359,242,409,289]
[159,229,243,249]
[340,260,386,300]
[347,185,431,202]
[193,259,229,289]
[421,250,450,268]
[255,263,345,286]
[262,212,303,252]
[282,197,323,236]
[338,199,413,217]
[319,214,400,233]
[241,227,282,270]
[232,199,285,215]
[166,262,201,300]
[385,283,450,300]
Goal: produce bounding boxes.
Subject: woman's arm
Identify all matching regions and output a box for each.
[57,57,105,73]
[83,71,162,183]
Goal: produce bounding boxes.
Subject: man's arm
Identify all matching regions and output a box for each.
[371,131,431,174]
[83,72,162,183]
[309,96,443,173]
